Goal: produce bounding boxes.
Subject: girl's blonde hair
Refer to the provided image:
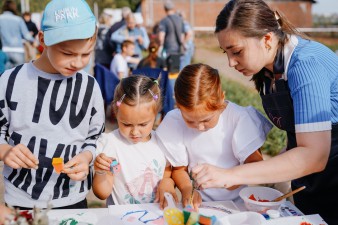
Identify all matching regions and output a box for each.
[175,63,226,111]
[112,75,162,115]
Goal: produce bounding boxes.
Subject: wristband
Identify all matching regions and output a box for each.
[95,170,106,175]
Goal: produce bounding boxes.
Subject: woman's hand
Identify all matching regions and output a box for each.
[155,177,178,210]
[0,144,39,169]
[62,151,92,181]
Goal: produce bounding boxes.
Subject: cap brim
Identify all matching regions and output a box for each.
[44,20,96,46]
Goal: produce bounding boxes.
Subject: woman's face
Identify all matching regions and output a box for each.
[217,29,268,77]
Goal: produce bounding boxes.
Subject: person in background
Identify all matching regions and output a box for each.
[0,0,35,69]
[0,0,105,209]
[0,39,8,74]
[110,40,139,80]
[158,0,184,59]
[92,75,175,206]
[156,63,272,209]
[111,13,149,71]
[95,10,114,69]
[193,0,338,223]
[137,40,167,70]
[177,10,194,70]
[22,12,38,38]
[103,6,132,68]
[22,11,39,62]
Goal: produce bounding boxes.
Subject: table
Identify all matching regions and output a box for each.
[47,201,327,225]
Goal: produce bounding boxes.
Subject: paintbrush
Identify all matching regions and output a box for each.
[189,171,196,206]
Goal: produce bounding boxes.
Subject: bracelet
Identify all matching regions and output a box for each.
[95,170,107,175]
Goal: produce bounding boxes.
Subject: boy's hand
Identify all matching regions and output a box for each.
[0,144,38,169]
[94,153,113,173]
[155,177,178,210]
[63,151,92,181]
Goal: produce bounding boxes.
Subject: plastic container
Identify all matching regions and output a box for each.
[239,186,286,213]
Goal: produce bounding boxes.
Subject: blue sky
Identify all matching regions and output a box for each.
[312,0,338,15]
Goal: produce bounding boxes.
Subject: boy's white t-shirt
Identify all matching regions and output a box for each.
[96,130,167,205]
[110,53,128,79]
[156,101,272,202]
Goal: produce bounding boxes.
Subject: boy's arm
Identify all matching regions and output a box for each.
[0,143,39,169]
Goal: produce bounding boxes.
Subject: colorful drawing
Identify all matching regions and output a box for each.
[124,160,162,204]
[121,210,164,225]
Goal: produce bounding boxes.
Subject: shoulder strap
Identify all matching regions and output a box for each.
[167,15,182,47]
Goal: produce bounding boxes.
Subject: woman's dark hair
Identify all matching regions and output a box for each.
[215,0,308,91]
[2,0,17,15]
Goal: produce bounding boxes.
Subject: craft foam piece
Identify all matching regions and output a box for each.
[52,158,63,174]
[199,214,216,225]
[110,160,121,174]
[164,208,184,225]
[186,211,199,225]
[183,209,191,224]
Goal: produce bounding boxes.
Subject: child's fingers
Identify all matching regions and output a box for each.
[4,144,38,169]
[67,171,88,181]
[19,145,39,165]
[193,191,202,210]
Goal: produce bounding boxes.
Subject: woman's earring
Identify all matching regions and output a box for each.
[266,44,271,51]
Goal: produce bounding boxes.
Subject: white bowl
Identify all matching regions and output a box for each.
[239,186,286,213]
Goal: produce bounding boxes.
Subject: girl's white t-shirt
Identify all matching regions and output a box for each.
[96,130,167,205]
[156,101,272,202]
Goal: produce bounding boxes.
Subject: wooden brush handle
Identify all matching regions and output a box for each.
[273,186,306,202]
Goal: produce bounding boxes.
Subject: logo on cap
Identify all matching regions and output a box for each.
[55,7,80,22]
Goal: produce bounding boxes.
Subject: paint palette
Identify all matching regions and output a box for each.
[52,158,63,174]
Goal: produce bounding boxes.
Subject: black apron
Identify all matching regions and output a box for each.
[260,48,338,224]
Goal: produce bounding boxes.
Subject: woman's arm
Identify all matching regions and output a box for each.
[193,130,330,189]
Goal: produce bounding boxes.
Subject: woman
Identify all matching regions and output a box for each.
[0,0,35,69]
[192,0,338,224]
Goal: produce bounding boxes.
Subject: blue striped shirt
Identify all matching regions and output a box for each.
[286,37,338,132]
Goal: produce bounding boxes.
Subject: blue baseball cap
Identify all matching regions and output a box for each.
[41,0,96,46]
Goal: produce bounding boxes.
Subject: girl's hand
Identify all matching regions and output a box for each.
[181,187,202,210]
[155,177,178,210]
[192,164,232,189]
[94,153,113,173]
[0,144,39,169]
[63,151,92,181]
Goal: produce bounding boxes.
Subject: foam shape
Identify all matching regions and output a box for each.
[52,158,63,174]
[186,211,199,225]
[164,208,184,225]
[110,160,121,174]
[183,209,191,224]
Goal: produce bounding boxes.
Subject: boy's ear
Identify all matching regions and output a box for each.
[38,31,47,48]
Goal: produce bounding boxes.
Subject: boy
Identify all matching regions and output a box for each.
[0,0,105,209]
[110,40,139,79]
